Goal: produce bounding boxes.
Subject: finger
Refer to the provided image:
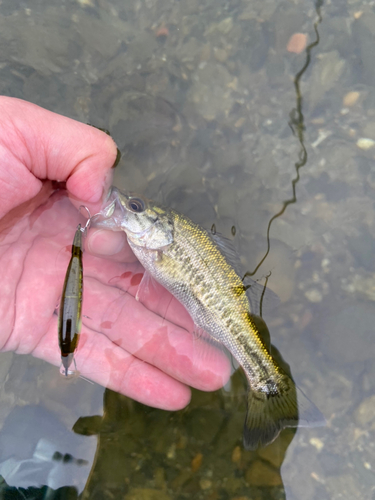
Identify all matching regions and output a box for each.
[0,97,118,218]
[85,228,137,262]
[31,316,192,411]
[82,277,231,392]
[0,193,87,351]
[83,252,196,333]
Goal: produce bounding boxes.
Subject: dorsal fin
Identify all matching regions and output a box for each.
[210,232,243,271]
[210,232,280,315]
[243,276,280,316]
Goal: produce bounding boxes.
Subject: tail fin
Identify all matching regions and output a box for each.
[243,374,325,450]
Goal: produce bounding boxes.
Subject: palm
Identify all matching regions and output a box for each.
[0,190,229,410]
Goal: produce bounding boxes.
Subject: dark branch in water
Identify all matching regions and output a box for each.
[259,271,271,319]
[244,0,324,280]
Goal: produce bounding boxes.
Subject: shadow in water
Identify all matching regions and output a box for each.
[78,387,296,499]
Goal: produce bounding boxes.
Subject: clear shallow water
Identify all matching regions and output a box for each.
[1,0,375,498]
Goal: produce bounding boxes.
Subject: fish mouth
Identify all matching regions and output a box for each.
[102,186,120,216]
[90,188,124,229]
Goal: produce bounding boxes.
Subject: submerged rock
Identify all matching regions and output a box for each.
[308,51,345,110]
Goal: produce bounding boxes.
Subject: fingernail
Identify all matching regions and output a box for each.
[112,148,122,168]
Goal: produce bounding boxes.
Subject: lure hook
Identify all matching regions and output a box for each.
[78,205,102,235]
[78,205,93,234]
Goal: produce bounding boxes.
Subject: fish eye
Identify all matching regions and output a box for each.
[128,197,145,213]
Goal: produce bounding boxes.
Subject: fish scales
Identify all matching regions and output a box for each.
[142,210,276,385]
[98,188,325,449]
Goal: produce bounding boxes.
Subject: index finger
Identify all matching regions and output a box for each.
[82,276,231,392]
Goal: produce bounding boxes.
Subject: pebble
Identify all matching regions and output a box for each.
[343,91,360,106]
[77,0,94,5]
[308,51,345,109]
[356,138,375,150]
[231,445,242,464]
[309,437,324,451]
[155,23,169,38]
[287,33,307,54]
[214,47,229,63]
[305,288,323,303]
[166,443,176,459]
[191,452,203,472]
[205,17,233,36]
[354,395,375,426]
[234,117,246,128]
[199,478,212,490]
[217,17,234,34]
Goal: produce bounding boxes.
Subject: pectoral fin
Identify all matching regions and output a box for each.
[135,270,163,302]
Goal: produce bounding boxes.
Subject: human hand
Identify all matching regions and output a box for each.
[0,97,230,410]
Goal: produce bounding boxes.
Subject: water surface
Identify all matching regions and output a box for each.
[0,0,374,498]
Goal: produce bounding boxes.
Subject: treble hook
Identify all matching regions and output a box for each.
[78,205,93,234]
[78,205,102,234]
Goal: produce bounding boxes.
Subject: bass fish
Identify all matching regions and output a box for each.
[99,187,325,449]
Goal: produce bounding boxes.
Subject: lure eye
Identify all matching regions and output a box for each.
[128,197,145,213]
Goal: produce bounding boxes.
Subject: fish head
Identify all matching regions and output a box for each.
[98,187,174,250]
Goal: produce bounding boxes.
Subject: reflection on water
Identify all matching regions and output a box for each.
[1,0,375,498]
[0,353,104,499]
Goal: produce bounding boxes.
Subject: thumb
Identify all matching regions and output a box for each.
[0,97,118,217]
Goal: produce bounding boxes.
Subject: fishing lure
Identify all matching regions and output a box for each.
[58,209,91,377]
